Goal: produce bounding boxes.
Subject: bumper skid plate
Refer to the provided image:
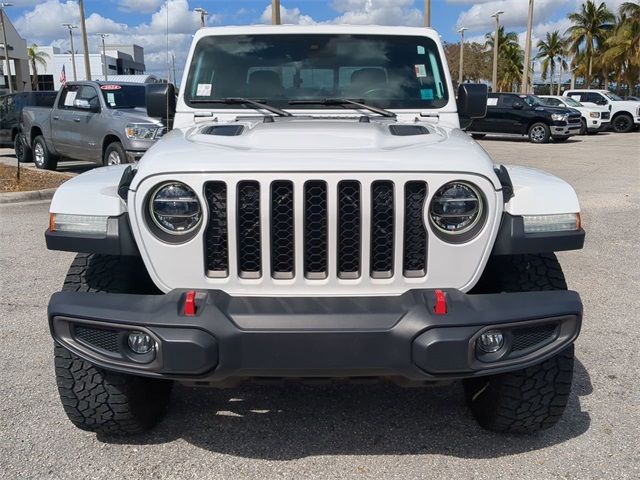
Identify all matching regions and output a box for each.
[48,289,582,382]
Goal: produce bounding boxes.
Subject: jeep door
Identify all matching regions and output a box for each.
[65,85,104,163]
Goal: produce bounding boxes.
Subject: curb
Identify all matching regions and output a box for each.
[0,187,57,205]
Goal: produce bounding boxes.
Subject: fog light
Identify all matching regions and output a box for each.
[478,330,504,353]
[127,331,155,354]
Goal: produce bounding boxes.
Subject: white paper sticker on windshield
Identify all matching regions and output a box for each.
[64,90,77,106]
[196,83,212,96]
[414,64,427,78]
[417,45,425,55]
[487,97,498,106]
[107,92,116,105]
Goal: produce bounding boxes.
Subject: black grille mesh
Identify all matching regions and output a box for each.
[237,181,262,277]
[74,326,119,353]
[403,181,427,275]
[370,181,394,276]
[304,181,328,278]
[271,181,295,277]
[511,323,558,352]
[204,181,229,275]
[338,181,361,278]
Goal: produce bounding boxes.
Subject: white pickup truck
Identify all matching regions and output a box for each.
[45,25,585,436]
[563,89,640,133]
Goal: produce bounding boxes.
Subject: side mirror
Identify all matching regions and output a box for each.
[146,83,176,126]
[457,83,488,128]
[513,101,524,109]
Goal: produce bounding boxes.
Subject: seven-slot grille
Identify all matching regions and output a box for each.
[204,179,428,281]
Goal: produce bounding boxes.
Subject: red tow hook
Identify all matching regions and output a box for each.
[184,290,197,316]
[434,289,447,315]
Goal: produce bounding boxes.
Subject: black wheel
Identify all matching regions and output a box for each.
[55,253,170,435]
[611,113,633,133]
[14,133,32,163]
[528,122,551,143]
[471,133,486,139]
[103,141,128,166]
[553,136,570,142]
[32,135,58,170]
[579,118,587,135]
[464,254,574,433]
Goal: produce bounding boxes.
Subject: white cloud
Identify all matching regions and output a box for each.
[260,3,316,25]
[330,0,422,26]
[118,0,162,14]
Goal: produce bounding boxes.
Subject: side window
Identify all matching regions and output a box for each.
[77,86,100,110]
[546,98,561,107]
[500,95,516,108]
[58,85,80,109]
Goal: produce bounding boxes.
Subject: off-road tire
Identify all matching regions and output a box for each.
[611,113,634,133]
[55,253,170,435]
[14,133,33,163]
[32,135,58,170]
[464,253,574,433]
[528,122,551,144]
[103,141,128,166]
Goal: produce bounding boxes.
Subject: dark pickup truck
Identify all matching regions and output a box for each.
[0,91,57,159]
[466,92,582,143]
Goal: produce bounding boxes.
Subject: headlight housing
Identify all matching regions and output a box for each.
[589,111,600,118]
[148,182,202,239]
[125,123,162,140]
[429,181,485,242]
[551,113,567,122]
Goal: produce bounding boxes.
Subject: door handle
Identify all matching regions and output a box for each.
[53,116,59,120]
[73,118,81,122]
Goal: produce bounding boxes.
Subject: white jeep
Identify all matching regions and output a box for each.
[46,25,585,435]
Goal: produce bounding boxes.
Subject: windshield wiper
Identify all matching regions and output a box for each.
[288,98,396,118]
[189,97,292,117]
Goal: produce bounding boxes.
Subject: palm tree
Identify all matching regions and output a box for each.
[536,31,569,95]
[566,1,615,88]
[27,44,50,91]
[485,26,523,91]
[602,3,640,94]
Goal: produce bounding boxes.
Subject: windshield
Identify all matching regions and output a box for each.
[184,34,449,110]
[100,85,146,109]
[562,97,582,107]
[603,91,623,101]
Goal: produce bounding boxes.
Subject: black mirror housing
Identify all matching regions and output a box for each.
[457,83,488,120]
[513,101,524,109]
[146,83,176,124]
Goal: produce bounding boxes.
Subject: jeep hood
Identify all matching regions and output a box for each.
[134,118,500,188]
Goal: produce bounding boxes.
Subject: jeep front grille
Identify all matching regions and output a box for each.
[203,178,428,281]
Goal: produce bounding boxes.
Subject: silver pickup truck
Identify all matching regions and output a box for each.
[21,81,167,170]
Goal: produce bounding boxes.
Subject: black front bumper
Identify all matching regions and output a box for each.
[48,289,582,383]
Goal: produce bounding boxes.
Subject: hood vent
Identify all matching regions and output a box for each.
[201,125,245,136]
[389,125,429,136]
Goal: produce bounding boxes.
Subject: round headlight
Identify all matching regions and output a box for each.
[429,181,483,237]
[149,182,202,235]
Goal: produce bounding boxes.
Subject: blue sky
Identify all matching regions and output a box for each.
[4,1,631,81]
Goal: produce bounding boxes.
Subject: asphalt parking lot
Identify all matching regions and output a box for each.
[1,132,639,479]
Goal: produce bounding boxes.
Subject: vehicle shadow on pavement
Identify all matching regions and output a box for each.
[101,358,592,459]
[478,136,584,144]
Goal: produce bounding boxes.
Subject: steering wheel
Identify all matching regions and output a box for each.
[362,87,395,99]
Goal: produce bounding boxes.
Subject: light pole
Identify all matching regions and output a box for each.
[78,0,91,80]
[194,7,208,28]
[491,10,504,92]
[62,23,78,81]
[0,2,13,93]
[271,0,281,25]
[423,0,431,27]
[521,0,534,93]
[96,33,109,81]
[458,27,467,86]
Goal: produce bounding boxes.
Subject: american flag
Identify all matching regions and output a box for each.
[59,65,66,87]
